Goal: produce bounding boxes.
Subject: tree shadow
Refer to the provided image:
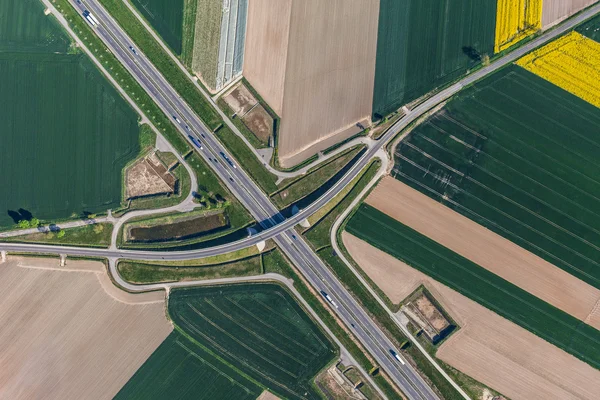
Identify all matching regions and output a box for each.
[7,208,33,224]
[462,46,481,62]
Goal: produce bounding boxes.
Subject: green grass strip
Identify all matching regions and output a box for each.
[347,204,600,370]
[97,0,221,129]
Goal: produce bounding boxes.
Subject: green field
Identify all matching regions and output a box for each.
[169,284,337,399]
[576,13,600,41]
[346,204,600,370]
[392,65,600,289]
[131,0,184,54]
[373,0,497,117]
[0,1,140,228]
[0,0,70,53]
[115,332,262,400]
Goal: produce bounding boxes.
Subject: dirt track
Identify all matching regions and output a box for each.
[343,233,600,400]
[542,0,598,28]
[367,177,600,329]
[0,258,171,399]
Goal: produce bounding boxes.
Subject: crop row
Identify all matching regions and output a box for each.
[169,284,336,400]
[494,0,542,52]
[115,332,261,400]
[517,31,600,108]
[346,204,600,370]
[392,65,600,289]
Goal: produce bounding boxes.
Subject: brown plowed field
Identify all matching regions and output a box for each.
[343,233,600,400]
[367,177,600,329]
[0,258,171,399]
[542,0,598,28]
[244,0,380,167]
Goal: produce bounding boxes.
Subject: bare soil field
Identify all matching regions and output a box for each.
[223,83,258,116]
[126,152,176,199]
[542,0,598,28]
[343,233,600,400]
[244,0,379,167]
[0,257,171,399]
[243,0,291,116]
[367,177,600,329]
[257,391,281,400]
[242,104,273,143]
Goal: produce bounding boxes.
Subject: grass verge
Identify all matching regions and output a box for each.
[2,223,113,248]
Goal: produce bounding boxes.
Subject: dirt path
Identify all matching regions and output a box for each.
[343,233,600,400]
[367,177,600,329]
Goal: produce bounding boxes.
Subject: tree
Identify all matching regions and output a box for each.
[29,218,40,228]
[17,220,30,229]
[57,230,65,238]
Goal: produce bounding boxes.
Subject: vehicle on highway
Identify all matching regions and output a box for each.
[82,10,99,27]
[128,46,137,55]
[320,291,339,309]
[389,349,406,365]
[188,135,203,149]
[172,115,180,124]
[200,133,206,138]
[220,152,236,168]
[185,125,190,131]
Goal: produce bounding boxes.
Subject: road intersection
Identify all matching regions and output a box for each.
[4,1,600,398]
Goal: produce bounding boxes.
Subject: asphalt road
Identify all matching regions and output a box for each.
[5,1,600,398]
[41,0,441,398]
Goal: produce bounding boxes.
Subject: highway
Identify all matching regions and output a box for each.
[5,0,598,263]
[4,0,600,398]
[68,0,440,398]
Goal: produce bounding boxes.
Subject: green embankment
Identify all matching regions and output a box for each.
[347,204,600,370]
[393,65,600,289]
[373,0,497,117]
[2,223,113,248]
[117,246,262,283]
[0,0,140,228]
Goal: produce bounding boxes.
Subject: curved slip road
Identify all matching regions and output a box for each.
[6,0,600,398]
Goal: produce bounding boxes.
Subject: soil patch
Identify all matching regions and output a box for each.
[367,177,600,329]
[343,233,600,400]
[241,103,273,143]
[223,83,258,116]
[126,152,177,199]
[127,211,229,242]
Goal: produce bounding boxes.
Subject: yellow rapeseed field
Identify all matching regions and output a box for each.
[516,31,600,108]
[495,0,543,53]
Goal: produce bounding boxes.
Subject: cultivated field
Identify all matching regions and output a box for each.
[115,332,262,400]
[494,0,542,52]
[0,257,170,399]
[392,65,600,290]
[0,0,69,53]
[373,0,497,116]
[517,31,600,107]
[244,0,379,167]
[543,0,598,28]
[169,283,337,399]
[367,177,600,329]
[130,0,184,53]
[343,233,600,400]
[346,204,600,370]
[0,1,140,228]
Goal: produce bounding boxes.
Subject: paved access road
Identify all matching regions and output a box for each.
[39,0,441,398]
[4,1,600,398]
